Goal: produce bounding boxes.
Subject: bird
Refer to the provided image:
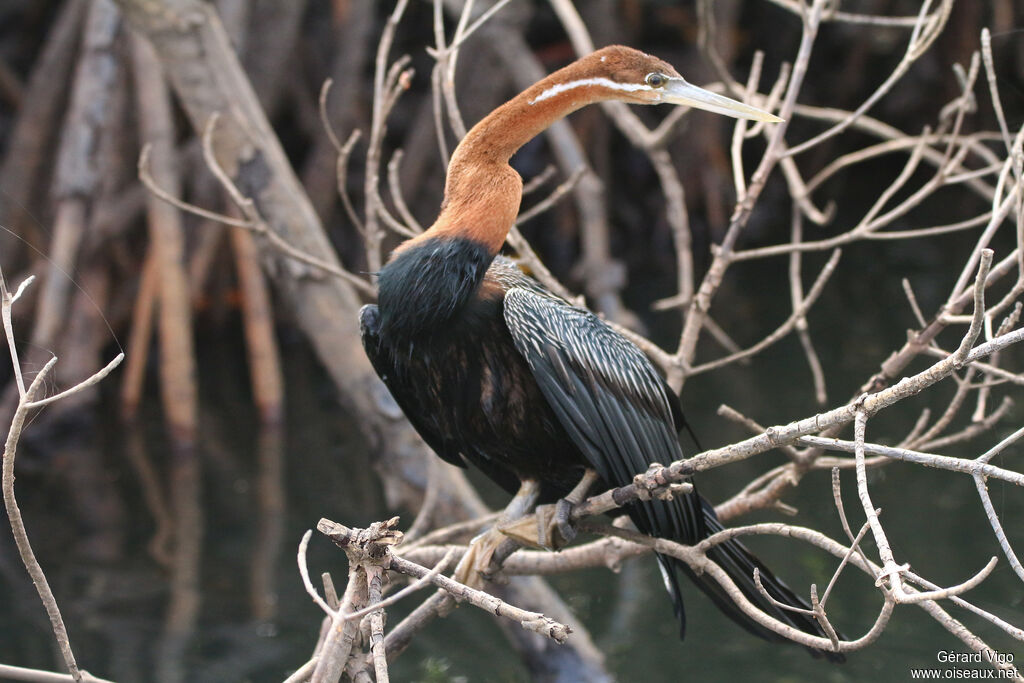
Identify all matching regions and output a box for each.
[360,45,842,661]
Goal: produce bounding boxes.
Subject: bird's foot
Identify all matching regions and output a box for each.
[494,504,565,550]
[454,479,542,585]
[453,526,511,589]
[501,499,576,550]
[500,469,600,550]
[540,499,575,549]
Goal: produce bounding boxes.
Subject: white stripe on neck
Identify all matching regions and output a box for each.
[529,77,651,105]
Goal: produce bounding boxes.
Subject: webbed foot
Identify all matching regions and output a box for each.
[453,526,509,588]
[499,469,600,550]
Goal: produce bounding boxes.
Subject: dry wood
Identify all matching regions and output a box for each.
[0,0,88,270]
[130,33,198,444]
[112,0,484,521]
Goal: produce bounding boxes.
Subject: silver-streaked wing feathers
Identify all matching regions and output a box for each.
[502,287,704,545]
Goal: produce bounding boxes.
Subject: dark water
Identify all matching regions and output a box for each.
[1,252,1023,682]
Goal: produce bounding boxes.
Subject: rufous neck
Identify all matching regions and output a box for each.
[410,67,601,256]
[450,67,599,167]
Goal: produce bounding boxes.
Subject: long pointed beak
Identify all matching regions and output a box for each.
[662,78,782,123]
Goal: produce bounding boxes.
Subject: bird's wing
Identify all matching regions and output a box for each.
[502,287,704,544]
[503,288,844,654]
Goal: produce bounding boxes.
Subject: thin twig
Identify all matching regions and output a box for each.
[386,150,423,234]
[515,167,585,225]
[3,358,79,681]
[0,665,115,683]
[336,129,366,235]
[187,115,377,295]
[387,554,571,642]
[0,274,27,397]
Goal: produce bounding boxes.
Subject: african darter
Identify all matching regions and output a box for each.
[360,45,841,660]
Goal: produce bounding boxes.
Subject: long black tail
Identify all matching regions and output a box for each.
[637,492,844,662]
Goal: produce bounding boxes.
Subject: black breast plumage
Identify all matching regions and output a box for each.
[362,240,588,494]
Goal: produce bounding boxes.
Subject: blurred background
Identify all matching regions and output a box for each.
[1,0,1023,681]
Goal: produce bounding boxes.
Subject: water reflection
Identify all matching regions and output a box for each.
[1,320,1022,681]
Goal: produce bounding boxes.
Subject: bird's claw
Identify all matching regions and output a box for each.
[497,500,577,550]
[554,497,578,544]
[506,468,598,549]
[537,499,578,549]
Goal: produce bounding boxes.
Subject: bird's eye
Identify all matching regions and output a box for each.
[645,73,666,88]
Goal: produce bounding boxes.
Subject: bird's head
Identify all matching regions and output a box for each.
[530,45,781,122]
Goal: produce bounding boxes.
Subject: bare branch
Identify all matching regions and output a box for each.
[195,115,378,295]
[782,0,954,158]
[344,548,457,622]
[0,665,115,683]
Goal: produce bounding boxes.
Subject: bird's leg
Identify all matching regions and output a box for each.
[502,468,599,550]
[554,467,599,543]
[453,479,540,588]
[541,468,599,548]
